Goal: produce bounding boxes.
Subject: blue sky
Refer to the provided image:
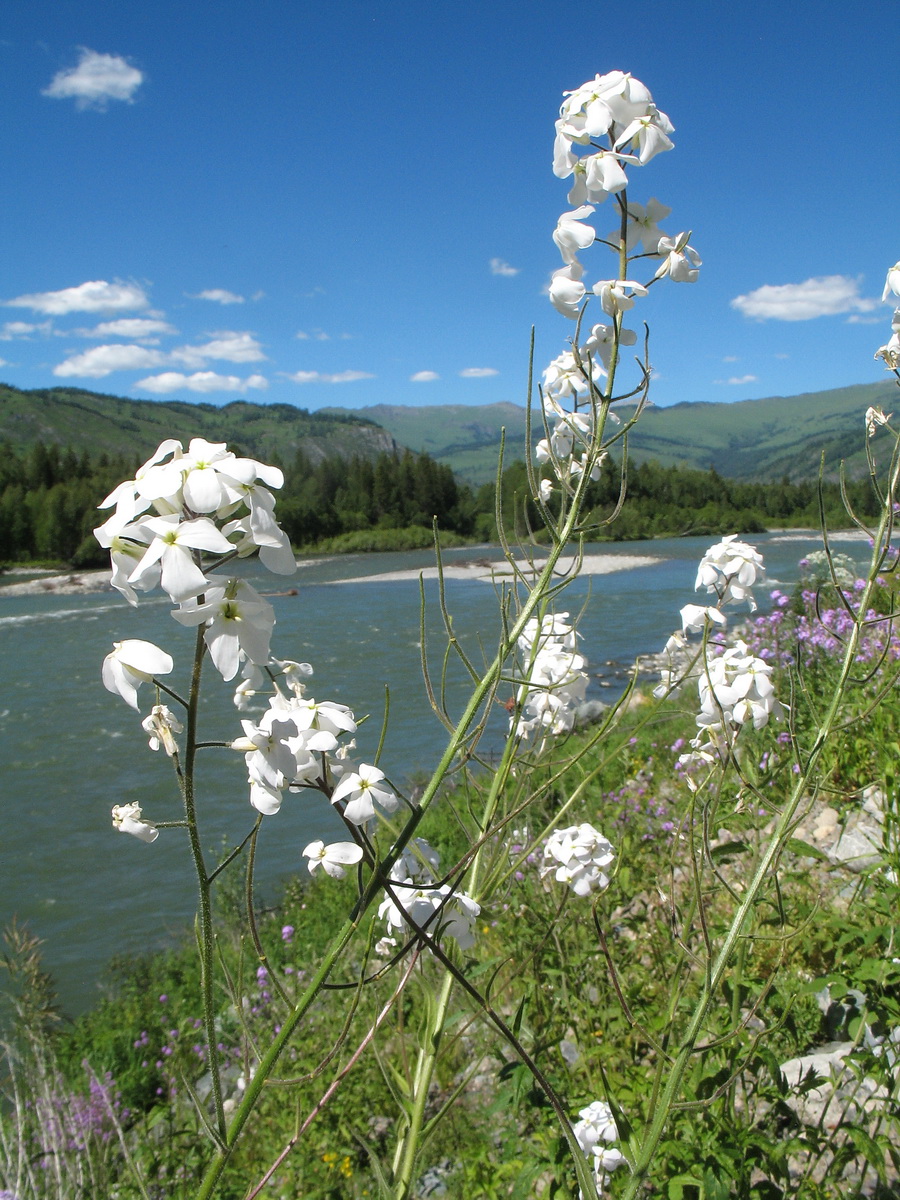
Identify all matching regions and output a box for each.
[1,0,898,413]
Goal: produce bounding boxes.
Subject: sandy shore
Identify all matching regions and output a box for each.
[0,552,663,598]
[0,570,114,597]
[328,553,663,585]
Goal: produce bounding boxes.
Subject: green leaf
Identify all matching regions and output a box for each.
[786,838,830,861]
[710,840,750,862]
[843,1125,886,1179]
[703,1168,732,1200]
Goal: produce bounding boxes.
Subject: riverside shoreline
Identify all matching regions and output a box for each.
[0,550,665,598]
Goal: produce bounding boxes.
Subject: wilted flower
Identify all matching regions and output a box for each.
[142,704,183,755]
[111,802,158,844]
[866,405,892,435]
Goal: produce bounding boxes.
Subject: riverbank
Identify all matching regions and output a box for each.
[0,550,665,598]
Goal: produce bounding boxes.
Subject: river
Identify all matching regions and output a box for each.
[0,533,870,1014]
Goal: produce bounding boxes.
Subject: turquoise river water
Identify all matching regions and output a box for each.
[0,533,870,1014]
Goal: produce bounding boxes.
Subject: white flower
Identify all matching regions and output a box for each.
[389,837,441,883]
[549,263,586,318]
[542,350,604,402]
[378,884,480,951]
[302,839,363,879]
[614,105,675,164]
[141,704,183,755]
[541,824,615,896]
[592,278,648,317]
[619,197,671,253]
[102,639,174,710]
[567,152,632,205]
[112,802,158,844]
[882,261,900,303]
[128,514,232,603]
[573,1099,618,1156]
[679,604,727,635]
[697,641,782,733]
[232,714,299,790]
[553,205,596,265]
[695,535,765,610]
[249,776,284,816]
[583,323,636,369]
[172,580,275,681]
[330,763,399,825]
[654,232,701,283]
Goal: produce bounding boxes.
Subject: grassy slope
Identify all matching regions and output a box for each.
[0,384,397,464]
[327,381,897,483]
[3,379,897,485]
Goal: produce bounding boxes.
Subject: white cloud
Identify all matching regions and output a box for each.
[731,275,878,321]
[191,289,245,305]
[490,257,519,277]
[77,318,177,339]
[172,331,266,367]
[722,355,738,363]
[283,370,374,384]
[410,370,439,382]
[42,49,143,110]
[7,280,149,315]
[134,371,268,394]
[459,367,499,378]
[54,344,167,378]
[845,314,882,325]
[714,374,758,386]
[0,320,52,340]
[0,358,7,367]
[295,329,331,340]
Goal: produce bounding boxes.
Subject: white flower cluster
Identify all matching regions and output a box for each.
[875,262,900,371]
[376,840,480,954]
[513,613,589,739]
[96,436,294,606]
[97,437,399,844]
[694,534,765,611]
[656,538,783,779]
[540,823,615,897]
[572,1099,626,1196]
[539,72,699,496]
[697,640,782,733]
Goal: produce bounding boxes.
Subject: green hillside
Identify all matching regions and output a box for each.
[2,379,897,487]
[319,401,533,482]
[0,384,396,464]
[327,381,898,484]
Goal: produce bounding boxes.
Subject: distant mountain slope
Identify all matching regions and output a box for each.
[0,384,396,464]
[326,381,898,483]
[2,379,896,486]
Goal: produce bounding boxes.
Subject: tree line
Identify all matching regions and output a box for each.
[0,439,883,567]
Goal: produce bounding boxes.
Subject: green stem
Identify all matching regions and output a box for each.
[181,623,227,1144]
[391,971,455,1199]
